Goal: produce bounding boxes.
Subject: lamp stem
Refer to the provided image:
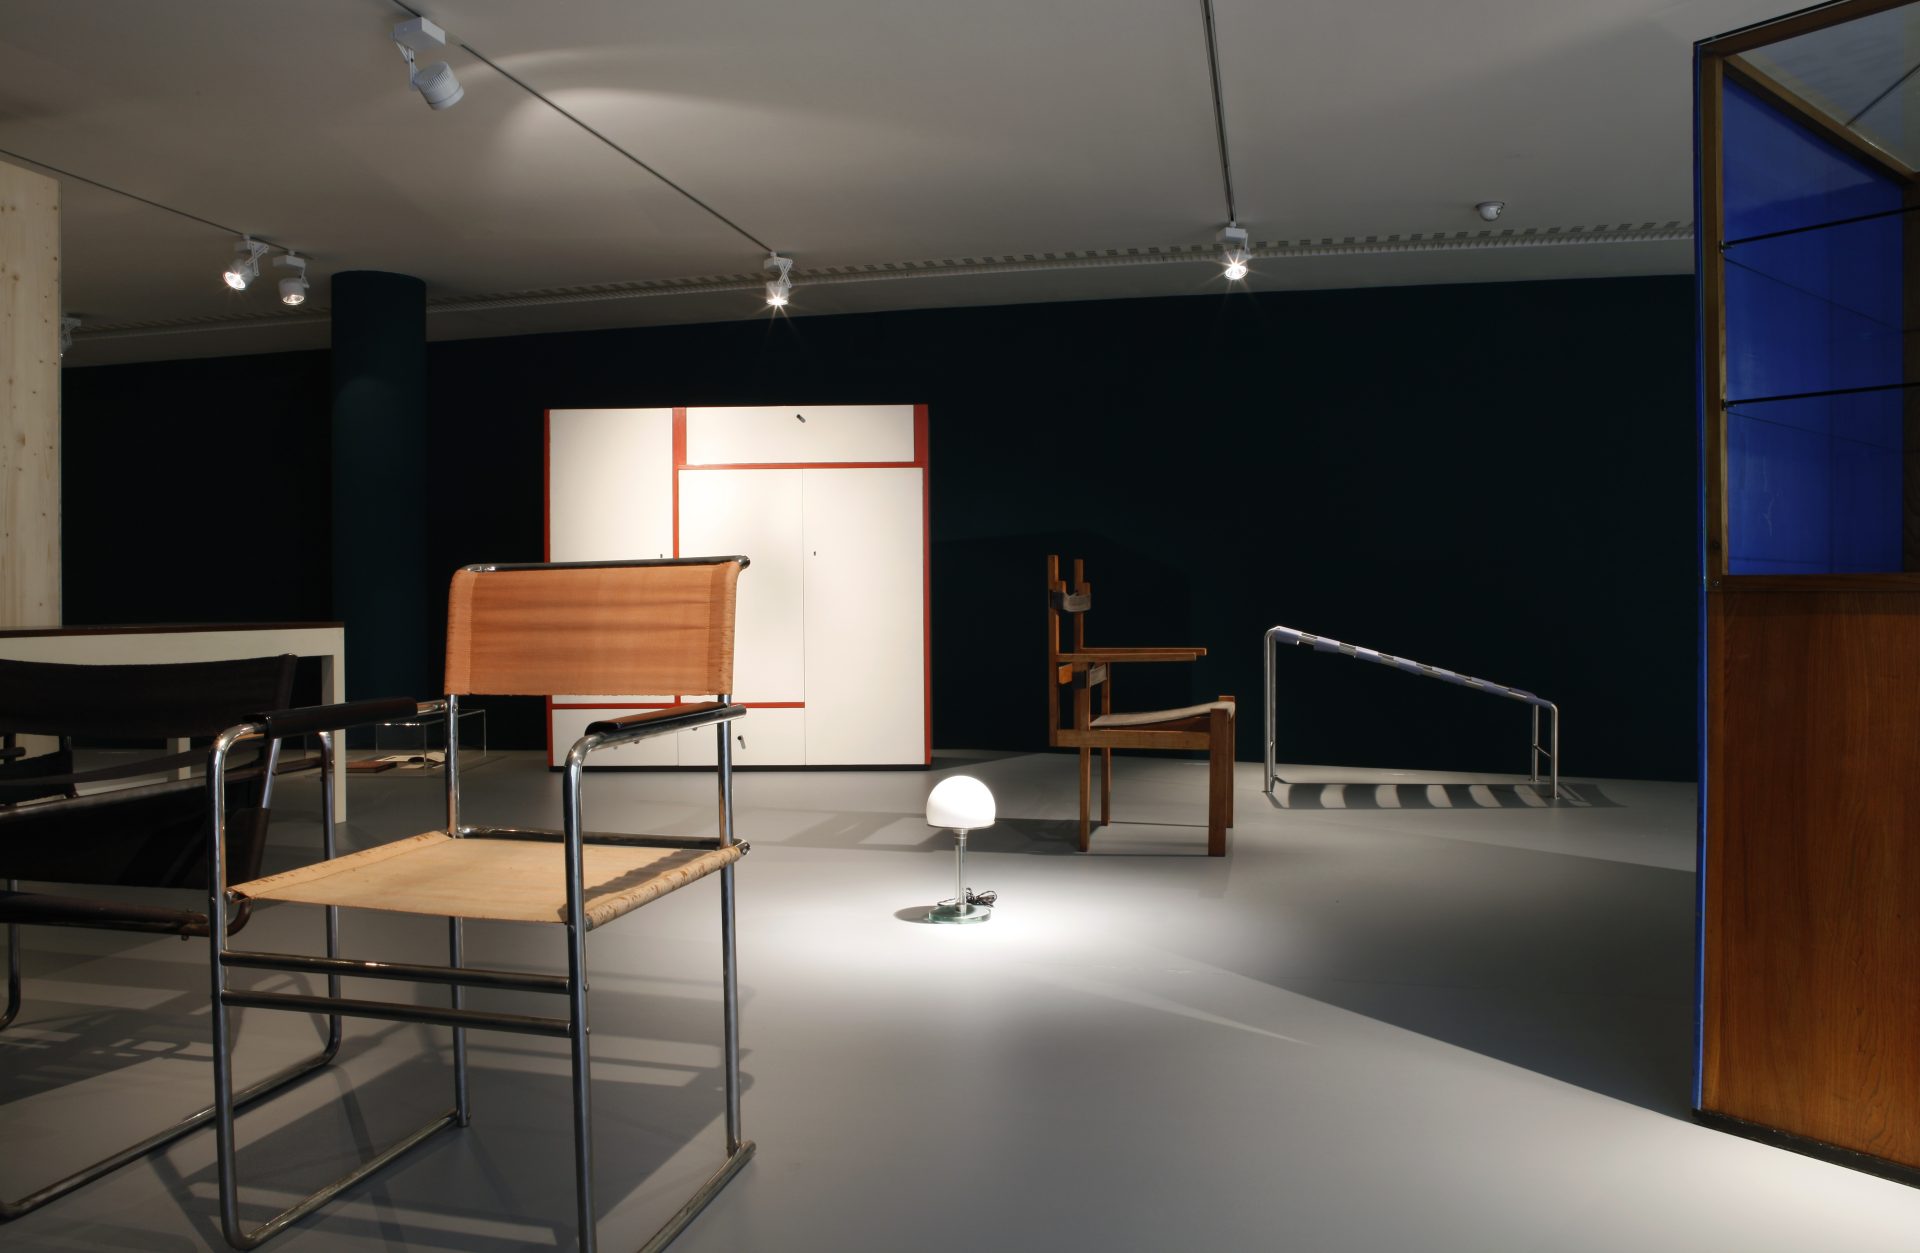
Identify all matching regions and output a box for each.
[954,828,969,912]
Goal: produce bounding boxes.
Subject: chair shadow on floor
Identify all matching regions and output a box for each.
[779,809,1227,860]
[147,983,755,1252]
[1266,780,1619,810]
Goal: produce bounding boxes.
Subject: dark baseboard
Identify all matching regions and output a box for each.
[1694,1108,1920,1189]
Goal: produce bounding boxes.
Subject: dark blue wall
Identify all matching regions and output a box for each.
[63,276,1700,779]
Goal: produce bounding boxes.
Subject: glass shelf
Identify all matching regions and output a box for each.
[1723,201,1919,251]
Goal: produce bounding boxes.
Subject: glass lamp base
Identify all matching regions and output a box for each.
[926,901,991,924]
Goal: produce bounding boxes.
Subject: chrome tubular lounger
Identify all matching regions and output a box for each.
[1263,625,1560,800]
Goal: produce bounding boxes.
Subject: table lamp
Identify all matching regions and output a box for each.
[925,775,996,924]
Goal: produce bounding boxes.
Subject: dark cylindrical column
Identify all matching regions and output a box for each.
[331,271,428,701]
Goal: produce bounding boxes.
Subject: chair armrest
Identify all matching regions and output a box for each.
[246,697,442,741]
[1061,648,1206,664]
[580,701,745,749]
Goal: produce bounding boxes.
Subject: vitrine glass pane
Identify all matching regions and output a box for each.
[1721,78,1909,575]
[1740,3,1920,172]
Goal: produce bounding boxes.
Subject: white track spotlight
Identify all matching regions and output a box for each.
[1218,224,1250,281]
[764,253,794,308]
[393,17,465,110]
[274,252,309,306]
[1476,201,1506,222]
[59,315,79,357]
[223,236,268,291]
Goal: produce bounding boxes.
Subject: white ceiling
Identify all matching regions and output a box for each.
[0,0,1800,365]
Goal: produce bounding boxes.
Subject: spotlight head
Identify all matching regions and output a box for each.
[1217,224,1250,282]
[393,18,464,109]
[274,252,309,306]
[412,60,465,110]
[224,236,267,291]
[1476,200,1505,222]
[764,253,794,309]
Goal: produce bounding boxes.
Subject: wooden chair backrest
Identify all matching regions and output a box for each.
[445,558,746,697]
[1046,555,1093,739]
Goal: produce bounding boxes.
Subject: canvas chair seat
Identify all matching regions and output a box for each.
[232,833,744,929]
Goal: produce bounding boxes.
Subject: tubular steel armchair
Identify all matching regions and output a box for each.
[206,557,754,1252]
[0,654,322,1221]
[1046,556,1235,856]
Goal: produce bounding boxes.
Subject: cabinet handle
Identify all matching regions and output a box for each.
[737,735,746,749]
[795,413,806,423]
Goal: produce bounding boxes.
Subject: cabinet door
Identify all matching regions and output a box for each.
[677,707,807,767]
[548,408,673,561]
[685,405,915,465]
[678,470,805,703]
[801,467,927,764]
[550,708,677,768]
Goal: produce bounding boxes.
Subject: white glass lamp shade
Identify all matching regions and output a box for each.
[926,775,995,830]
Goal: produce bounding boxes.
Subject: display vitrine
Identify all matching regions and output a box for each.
[1697,0,1920,1180]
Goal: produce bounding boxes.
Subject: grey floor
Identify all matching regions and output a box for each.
[6,751,1920,1251]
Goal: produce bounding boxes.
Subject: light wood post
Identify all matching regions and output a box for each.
[0,159,60,628]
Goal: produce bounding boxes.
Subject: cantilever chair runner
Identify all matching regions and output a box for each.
[0,654,319,1221]
[206,557,754,1252]
[1046,556,1235,856]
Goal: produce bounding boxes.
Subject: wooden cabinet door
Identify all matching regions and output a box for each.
[800,467,926,764]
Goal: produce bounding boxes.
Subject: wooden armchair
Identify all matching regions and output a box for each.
[1046,556,1235,855]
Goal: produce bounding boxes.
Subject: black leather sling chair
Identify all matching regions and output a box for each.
[0,653,333,1221]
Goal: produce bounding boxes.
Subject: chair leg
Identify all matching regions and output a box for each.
[566,918,596,1252]
[1206,708,1232,857]
[1220,698,1236,828]
[450,917,471,1127]
[1078,748,1092,852]
[1099,748,1112,829]
[1,909,19,1031]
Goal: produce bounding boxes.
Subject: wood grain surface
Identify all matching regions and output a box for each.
[1703,590,1920,1166]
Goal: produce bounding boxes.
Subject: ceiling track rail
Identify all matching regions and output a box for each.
[70,223,1693,342]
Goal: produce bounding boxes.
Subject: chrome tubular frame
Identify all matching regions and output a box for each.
[208,691,753,1251]
[0,745,339,1224]
[1264,625,1561,801]
[2,880,17,1033]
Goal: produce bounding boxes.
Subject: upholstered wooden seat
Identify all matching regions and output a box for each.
[1091,700,1237,730]
[1046,556,1235,855]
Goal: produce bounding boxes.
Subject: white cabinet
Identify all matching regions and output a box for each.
[546,405,928,767]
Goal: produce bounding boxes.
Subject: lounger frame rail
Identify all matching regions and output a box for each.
[1263,625,1560,800]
